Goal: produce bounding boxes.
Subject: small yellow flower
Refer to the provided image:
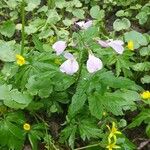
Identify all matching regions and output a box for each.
[103,111,107,116]
[107,122,122,139]
[54,58,61,65]
[140,91,150,99]
[106,141,121,150]
[16,54,25,66]
[23,123,31,131]
[127,40,134,50]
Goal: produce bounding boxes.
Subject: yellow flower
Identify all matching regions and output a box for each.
[141,91,150,99]
[16,54,25,66]
[106,141,121,150]
[127,40,134,50]
[107,122,122,139]
[54,58,61,65]
[23,123,31,131]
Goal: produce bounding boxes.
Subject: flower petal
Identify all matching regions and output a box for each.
[52,41,67,55]
[60,59,79,75]
[75,21,85,28]
[64,52,74,59]
[87,54,103,73]
[97,40,109,47]
[108,40,124,54]
[83,20,93,29]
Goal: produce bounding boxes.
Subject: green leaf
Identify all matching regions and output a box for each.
[132,62,150,71]
[0,41,15,62]
[141,75,150,84]
[79,118,102,140]
[0,84,11,100]
[9,89,32,105]
[124,30,148,49]
[113,18,131,31]
[60,125,77,149]
[26,71,54,98]
[0,21,15,37]
[28,132,38,150]
[136,11,148,25]
[72,9,85,19]
[68,76,91,118]
[46,9,61,24]
[139,45,150,56]
[146,124,150,137]
[25,0,41,11]
[32,35,44,51]
[90,5,100,19]
[88,93,103,119]
[128,109,150,128]
[0,84,32,109]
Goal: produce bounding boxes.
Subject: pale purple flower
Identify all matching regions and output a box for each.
[60,53,79,75]
[97,39,124,54]
[97,40,109,48]
[52,41,67,55]
[76,20,93,30]
[86,53,103,73]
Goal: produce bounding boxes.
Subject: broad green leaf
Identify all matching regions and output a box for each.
[136,11,148,25]
[139,45,150,56]
[132,62,150,71]
[55,0,66,8]
[0,21,15,37]
[141,75,150,84]
[25,0,41,11]
[0,42,15,62]
[0,84,11,100]
[113,18,131,31]
[124,30,148,49]
[46,9,61,24]
[90,5,100,19]
[10,89,32,105]
[72,9,85,19]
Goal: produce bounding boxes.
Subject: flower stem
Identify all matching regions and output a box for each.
[74,143,102,150]
[21,0,25,55]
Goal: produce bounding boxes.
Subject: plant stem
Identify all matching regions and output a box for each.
[21,0,25,55]
[74,143,101,150]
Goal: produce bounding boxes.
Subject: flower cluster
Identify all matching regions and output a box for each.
[141,91,150,99]
[106,122,121,150]
[52,40,103,75]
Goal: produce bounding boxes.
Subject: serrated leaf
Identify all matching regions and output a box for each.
[79,118,102,140]
[128,109,150,128]
[88,93,103,119]
[32,35,44,51]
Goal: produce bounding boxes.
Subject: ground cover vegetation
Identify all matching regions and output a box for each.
[0,0,150,149]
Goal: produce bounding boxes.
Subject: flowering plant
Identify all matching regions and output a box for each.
[0,0,149,150]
